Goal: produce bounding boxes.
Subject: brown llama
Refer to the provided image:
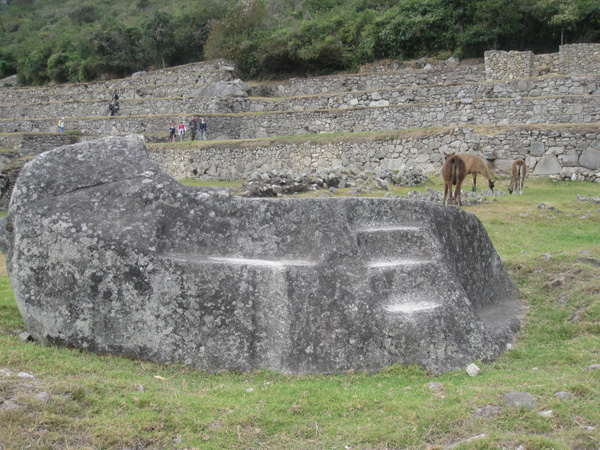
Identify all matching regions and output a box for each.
[442,153,467,206]
[456,153,495,192]
[508,158,526,195]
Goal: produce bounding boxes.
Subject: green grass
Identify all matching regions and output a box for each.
[1,178,599,449]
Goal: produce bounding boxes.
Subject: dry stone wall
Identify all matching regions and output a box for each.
[485,44,600,81]
[560,44,600,75]
[485,51,534,80]
[254,64,485,97]
[0,133,79,156]
[4,75,597,120]
[533,53,560,76]
[0,60,234,102]
[2,95,598,137]
[149,125,600,183]
[2,50,600,191]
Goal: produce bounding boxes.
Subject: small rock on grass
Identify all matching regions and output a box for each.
[34,392,50,402]
[502,392,537,409]
[0,400,20,411]
[428,382,443,393]
[466,363,480,376]
[19,331,33,342]
[17,372,35,379]
[472,405,502,419]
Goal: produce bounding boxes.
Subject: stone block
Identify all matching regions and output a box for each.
[580,150,600,170]
[493,159,513,174]
[533,155,562,175]
[530,141,546,157]
[561,154,580,167]
[0,136,522,375]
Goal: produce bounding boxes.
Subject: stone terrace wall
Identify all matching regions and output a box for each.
[3,75,597,120]
[149,125,600,182]
[0,133,79,156]
[141,59,234,77]
[0,60,234,102]
[533,53,560,76]
[560,43,600,75]
[485,44,600,81]
[0,64,484,105]
[485,51,534,80]
[256,65,485,97]
[3,95,597,137]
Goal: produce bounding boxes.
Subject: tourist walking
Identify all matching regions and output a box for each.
[112,92,119,114]
[199,117,207,140]
[189,116,198,141]
[169,122,176,142]
[58,117,64,133]
[109,101,115,116]
[178,121,186,141]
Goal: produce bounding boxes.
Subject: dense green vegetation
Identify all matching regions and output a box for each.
[0,0,598,84]
[1,178,599,449]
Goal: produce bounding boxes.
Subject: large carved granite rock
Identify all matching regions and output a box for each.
[0,136,522,374]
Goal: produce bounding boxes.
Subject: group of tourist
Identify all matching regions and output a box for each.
[56,91,208,141]
[169,116,207,142]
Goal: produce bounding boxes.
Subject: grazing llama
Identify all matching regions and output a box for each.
[442,153,467,206]
[508,158,526,195]
[456,153,495,192]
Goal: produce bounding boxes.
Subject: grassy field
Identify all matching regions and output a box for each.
[1,177,599,450]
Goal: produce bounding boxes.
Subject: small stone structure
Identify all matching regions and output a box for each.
[485,50,534,80]
[0,136,522,374]
[485,44,600,80]
[560,44,600,75]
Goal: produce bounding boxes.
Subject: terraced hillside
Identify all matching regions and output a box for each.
[1,47,600,187]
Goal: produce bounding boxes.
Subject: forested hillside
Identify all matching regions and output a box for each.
[0,0,598,85]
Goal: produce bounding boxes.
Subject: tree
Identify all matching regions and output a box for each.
[90,20,145,78]
[141,11,177,69]
[534,0,578,45]
[374,0,455,59]
[459,0,525,54]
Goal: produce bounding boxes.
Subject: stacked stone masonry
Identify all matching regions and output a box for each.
[0,60,233,102]
[2,95,598,137]
[485,51,534,81]
[0,65,483,104]
[560,44,600,76]
[485,43,600,81]
[1,44,600,185]
[149,126,600,183]
[2,75,597,120]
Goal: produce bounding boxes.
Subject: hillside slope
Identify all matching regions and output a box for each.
[1,0,599,85]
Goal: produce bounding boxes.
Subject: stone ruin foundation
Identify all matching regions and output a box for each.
[0,135,522,374]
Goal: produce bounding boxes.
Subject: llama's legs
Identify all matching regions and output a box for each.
[443,183,449,205]
[519,176,524,195]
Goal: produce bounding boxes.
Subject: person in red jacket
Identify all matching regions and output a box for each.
[178,121,186,142]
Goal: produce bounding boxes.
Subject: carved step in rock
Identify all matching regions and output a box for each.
[0,135,523,374]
